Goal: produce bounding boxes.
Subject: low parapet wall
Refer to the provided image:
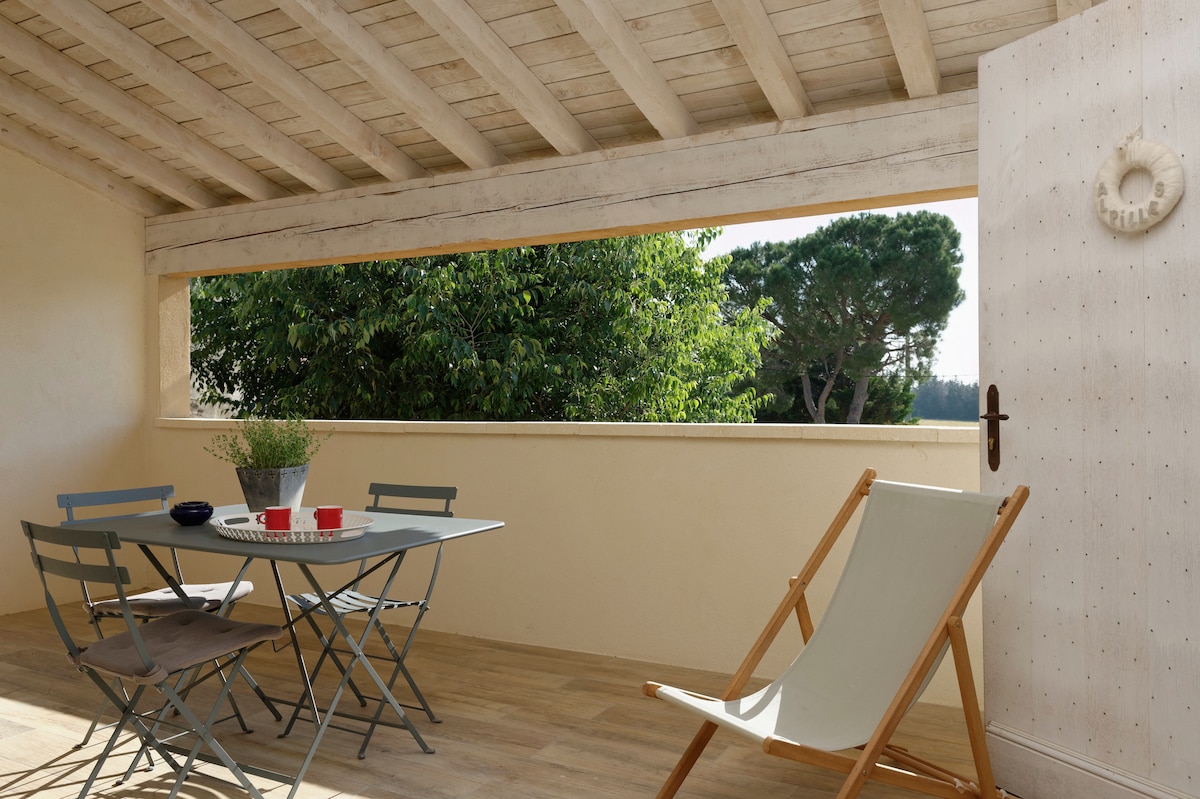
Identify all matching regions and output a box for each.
[153,419,981,706]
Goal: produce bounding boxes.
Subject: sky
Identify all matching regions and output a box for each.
[699,197,980,383]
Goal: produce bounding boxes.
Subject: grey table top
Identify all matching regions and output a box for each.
[67,505,503,565]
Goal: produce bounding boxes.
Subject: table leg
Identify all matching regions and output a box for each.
[271,560,322,729]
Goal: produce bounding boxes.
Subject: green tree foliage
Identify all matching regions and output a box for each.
[191,233,773,422]
[724,211,964,423]
[910,377,980,422]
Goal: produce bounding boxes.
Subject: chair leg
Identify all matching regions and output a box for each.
[119,662,208,782]
[120,656,251,781]
[77,692,142,799]
[160,654,268,799]
[79,680,183,798]
[321,599,435,756]
[351,611,439,759]
[396,661,438,722]
[949,617,1002,799]
[211,659,252,733]
[355,658,434,759]
[656,721,720,799]
[238,663,283,721]
[281,620,370,738]
[373,616,439,722]
[75,676,151,763]
[75,688,111,749]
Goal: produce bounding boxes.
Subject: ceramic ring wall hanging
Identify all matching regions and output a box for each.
[1094,128,1184,233]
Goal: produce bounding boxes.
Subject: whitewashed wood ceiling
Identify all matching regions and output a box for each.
[0,0,1101,223]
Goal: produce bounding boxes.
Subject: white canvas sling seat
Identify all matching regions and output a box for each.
[644,470,1029,799]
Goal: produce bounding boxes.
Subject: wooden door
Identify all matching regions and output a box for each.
[977,2,1199,798]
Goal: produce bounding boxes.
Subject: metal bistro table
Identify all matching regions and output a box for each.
[68,505,503,799]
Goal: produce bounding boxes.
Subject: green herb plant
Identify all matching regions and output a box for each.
[205,418,329,469]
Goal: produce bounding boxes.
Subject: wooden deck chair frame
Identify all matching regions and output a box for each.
[643,468,1029,799]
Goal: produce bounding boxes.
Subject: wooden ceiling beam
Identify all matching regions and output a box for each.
[0,114,174,216]
[143,0,427,183]
[0,16,289,202]
[34,0,353,194]
[879,0,942,98]
[275,0,508,170]
[1057,0,1095,18]
[711,0,813,119]
[407,0,600,156]
[0,71,221,210]
[553,0,700,139]
[146,93,978,276]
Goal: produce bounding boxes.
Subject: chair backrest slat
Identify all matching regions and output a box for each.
[34,551,129,585]
[23,520,140,663]
[366,484,456,517]
[58,485,174,523]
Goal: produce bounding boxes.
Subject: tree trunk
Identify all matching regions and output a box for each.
[800,373,822,423]
[846,372,872,424]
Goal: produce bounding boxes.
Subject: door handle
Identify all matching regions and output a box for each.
[980,384,1009,472]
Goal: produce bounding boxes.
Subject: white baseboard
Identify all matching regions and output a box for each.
[986,723,1196,799]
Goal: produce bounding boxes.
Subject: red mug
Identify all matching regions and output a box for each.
[256,506,291,531]
[314,505,343,530]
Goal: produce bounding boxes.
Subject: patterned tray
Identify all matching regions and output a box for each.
[209,511,372,544]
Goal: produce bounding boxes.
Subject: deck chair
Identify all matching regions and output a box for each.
[23,520,285,799]
[643,469,1029,799]
[284,483,457,758]
[58,486,278,749]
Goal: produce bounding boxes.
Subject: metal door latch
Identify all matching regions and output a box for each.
[980,384,1009,472]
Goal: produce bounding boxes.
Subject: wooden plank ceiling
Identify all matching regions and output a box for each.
[0,0,1101,269]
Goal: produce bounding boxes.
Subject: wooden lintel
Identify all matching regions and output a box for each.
[146,93,979,277]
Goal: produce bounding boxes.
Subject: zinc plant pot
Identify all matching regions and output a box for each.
[236,464,309,512]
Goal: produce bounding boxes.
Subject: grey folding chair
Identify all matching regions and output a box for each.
[59,486,255,620]
[284,483,456,758]
[23,520,285,799]
[58,486,278,747]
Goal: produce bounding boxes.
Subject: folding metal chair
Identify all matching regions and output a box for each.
[59,486,253,620]
[643,469,1030,799]
[284,483,456,758]
[23,520,285,799]
[59,485,279,748]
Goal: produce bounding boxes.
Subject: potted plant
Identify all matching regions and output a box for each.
[206,418,329,512]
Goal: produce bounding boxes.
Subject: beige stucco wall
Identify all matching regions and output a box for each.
[148,419,982,706]
[0,148,153,603]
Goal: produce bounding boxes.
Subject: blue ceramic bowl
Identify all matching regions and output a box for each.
[170,501,213,526]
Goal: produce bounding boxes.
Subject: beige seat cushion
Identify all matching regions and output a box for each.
[89,581,254,617]
[73,610,282,685]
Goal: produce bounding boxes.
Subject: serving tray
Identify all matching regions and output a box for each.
[209,511,372,544]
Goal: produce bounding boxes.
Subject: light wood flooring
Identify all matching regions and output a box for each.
[0,605,987,799]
